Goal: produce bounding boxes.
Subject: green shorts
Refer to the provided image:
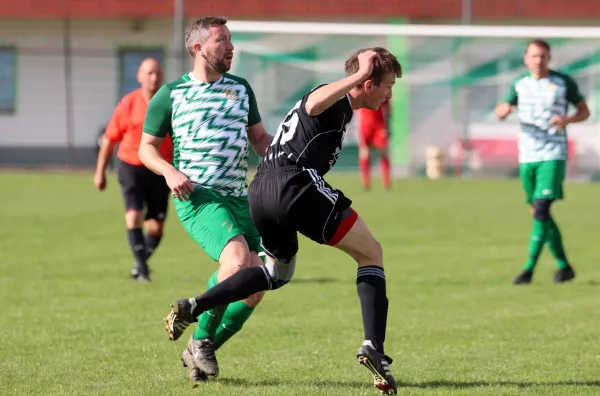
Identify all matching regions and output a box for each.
[174,188,262,262]
[519,160,566,204]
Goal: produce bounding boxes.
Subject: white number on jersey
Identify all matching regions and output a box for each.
[271,100,301,146]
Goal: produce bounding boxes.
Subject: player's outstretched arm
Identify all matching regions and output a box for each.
[305,50,378,116]
[248,121,273,157]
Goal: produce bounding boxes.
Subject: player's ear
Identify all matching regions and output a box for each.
[194,43,203,57]
[364,79,373,92]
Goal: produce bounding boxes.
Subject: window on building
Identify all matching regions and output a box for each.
[0,47,16,114]
[118,48,164,99]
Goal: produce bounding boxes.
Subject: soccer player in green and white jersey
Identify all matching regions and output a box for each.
[139,17,273,382]
[495,39,590,285]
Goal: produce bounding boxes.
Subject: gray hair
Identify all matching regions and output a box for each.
[184,16,228,57]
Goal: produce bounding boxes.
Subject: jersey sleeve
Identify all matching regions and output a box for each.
[502,80,519,106]
[104,98,128,143]
[299,84,352,119]
[243,80,261,127]
[565,75,585,105]
[143,85,173,138]
[299,84,327,115]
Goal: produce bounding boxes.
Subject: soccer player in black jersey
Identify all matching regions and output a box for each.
[163,47,402,395]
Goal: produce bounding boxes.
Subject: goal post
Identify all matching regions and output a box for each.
[227,21,600,179]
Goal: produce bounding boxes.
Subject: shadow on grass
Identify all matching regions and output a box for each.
[291,277,341,284]
[401,380,600,389]
[214,377,600,389]
[215,377,366,388]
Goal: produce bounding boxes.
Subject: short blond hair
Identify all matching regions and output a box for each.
[184,16,227,57]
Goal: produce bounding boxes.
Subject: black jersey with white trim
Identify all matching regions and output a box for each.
[258,85,354,177]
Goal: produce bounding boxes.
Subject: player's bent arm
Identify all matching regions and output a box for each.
[566,100,590,124]
[95,137,116,175]
[248,122,273,157]
[305,71,369,116]
[139,132,194,201]
[494,102,513,120]
[139,133,177,176]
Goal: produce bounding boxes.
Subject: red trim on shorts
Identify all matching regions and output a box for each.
[327,207,359,246]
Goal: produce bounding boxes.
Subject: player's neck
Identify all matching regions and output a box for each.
[140,89,154,103]
[347,90,362,110]
[191,65,222,83]
[530,69,550,80]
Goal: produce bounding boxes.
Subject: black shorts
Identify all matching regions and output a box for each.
[117,161,170,221]
[248,166,352,260]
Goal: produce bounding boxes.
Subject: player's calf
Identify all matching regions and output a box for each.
[331,212,389,355]
[164,254,297,332]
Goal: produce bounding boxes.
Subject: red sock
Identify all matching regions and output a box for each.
[380,156,390,189]
[359,157,370,189]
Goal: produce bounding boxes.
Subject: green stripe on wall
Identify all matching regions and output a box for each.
[388,18,409,167]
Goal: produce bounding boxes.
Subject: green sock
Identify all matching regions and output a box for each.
[213,300,255,350]
[524,219,550,272]
[546,217,569,270]
[193,271,227,341]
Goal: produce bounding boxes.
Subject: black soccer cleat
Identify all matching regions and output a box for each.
[181,347,209,384]
[164,298,198,341]
[184,337,219,377]
[554,265,575,283]
[131,265,151,282]
[513,270,533,285]
[357,342,398,395]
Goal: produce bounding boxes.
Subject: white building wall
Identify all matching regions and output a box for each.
[0,18,183,148]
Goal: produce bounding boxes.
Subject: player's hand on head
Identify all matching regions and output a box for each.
[357,50,378,79]
[165,168,194,201]
[93,172,106,191]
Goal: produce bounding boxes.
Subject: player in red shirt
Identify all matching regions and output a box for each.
[94,58,173,282]
[357,99,391,190]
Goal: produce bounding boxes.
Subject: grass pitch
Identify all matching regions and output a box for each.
[1,172,599,395]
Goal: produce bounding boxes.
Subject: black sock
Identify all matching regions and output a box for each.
[192,266,270,318]
[357,266,388,354]
[127,228,147,268]
[144,234,162,259]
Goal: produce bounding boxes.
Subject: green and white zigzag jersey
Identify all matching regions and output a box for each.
[503,70,584,163]
[143,72,261,196]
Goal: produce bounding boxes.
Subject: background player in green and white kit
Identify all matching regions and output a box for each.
[495,39,590,285]
[139,17,273,382]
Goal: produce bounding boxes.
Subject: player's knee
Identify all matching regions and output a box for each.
[144,219,164,236]
[220,241,252,275]
[532,199,552,221]
[265,255,297,290]
[358,146,370,159]
[125,209,144,228]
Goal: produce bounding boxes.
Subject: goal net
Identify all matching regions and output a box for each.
[227,21,600,180]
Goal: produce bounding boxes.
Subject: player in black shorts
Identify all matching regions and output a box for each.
[162,48,402,394]
[94,58,173,282]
